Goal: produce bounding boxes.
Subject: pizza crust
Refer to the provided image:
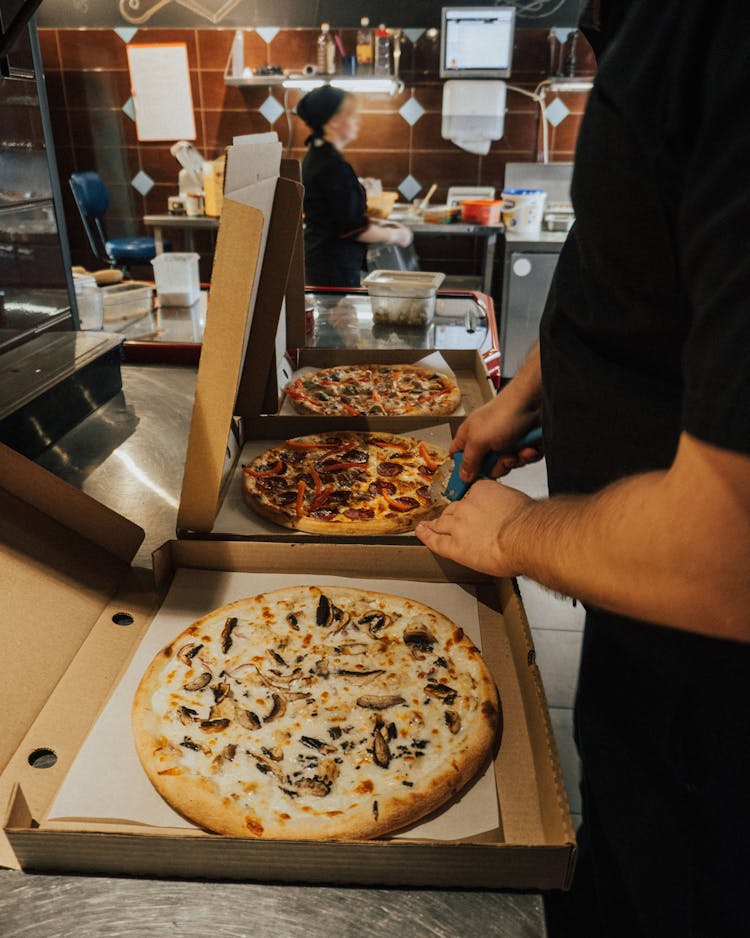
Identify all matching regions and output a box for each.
[132,587,499,840]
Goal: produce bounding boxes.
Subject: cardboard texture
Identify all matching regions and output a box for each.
[177,137,303,533]
[2,541,574,888]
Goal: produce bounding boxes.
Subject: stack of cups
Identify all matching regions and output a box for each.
[501,189,547,238]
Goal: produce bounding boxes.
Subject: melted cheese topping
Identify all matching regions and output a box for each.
[140,587,492,838]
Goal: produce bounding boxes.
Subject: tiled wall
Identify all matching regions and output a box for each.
[39,27,594,280]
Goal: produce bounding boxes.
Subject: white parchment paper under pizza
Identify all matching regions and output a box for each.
[48,569,501,841]
[210,423,453,538]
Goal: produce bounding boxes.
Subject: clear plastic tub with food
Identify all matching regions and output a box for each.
[362,270,446,327]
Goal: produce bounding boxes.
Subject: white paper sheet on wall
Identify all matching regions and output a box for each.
[127,43,196,142]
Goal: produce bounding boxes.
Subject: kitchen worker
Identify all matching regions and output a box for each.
[296,85,413,288]
[416,1,750,936]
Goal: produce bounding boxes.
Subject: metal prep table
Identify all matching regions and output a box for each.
[0,296,547,937]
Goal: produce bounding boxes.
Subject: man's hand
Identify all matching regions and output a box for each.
[415,480,532,576]
[451,343,544,482]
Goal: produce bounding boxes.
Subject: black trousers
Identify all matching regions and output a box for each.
[545,610,750,938]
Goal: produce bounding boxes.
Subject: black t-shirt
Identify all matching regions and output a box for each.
[540,0,750,684]
[541,0,750,499]
[301,140,369,286]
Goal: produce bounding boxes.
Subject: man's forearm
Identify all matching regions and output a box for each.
[504,341,543,416]
[503,450,750,642]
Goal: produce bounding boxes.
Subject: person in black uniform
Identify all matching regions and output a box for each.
[296,86,413,287]
[416,2,750,935]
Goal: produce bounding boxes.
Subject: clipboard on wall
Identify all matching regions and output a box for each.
[126,43,197,142]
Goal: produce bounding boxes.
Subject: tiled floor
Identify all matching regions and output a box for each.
[504,458,584,830]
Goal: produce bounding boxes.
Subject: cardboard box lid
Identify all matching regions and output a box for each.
[0,442,145,788]
[177,136,304,534]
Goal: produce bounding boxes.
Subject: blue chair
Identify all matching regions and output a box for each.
[69,171,169,268]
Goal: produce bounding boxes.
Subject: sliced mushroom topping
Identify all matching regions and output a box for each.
[263,692,287,723]
[334,642,369,655]
[336,668,386,686]
[248,749,285,782]
[358,611,392,639]
[212,681,231,704]
[373,728,391,768]
[356,694,406,710]
[221,617,237,654]
[177,642,203,666]
[269,649,288,668]
[445,710,461,734]
[300,735,337,754]
[234,704,261,731]
[295,777,330,797]
[328,726,342,740]
[199,718,230,732]
[221,743,237,761]
[330,606,351,634]
[264,745,283,762]
[316,594,333,627]
[180,736,206,753]
[183,671,212,692]
[403,623,437,651]
[285,691,313,702]
[314,657,330,677]
[286,612,300,631]
[177,705,197,725]
[424,682,458,706]
[209,700,234,721]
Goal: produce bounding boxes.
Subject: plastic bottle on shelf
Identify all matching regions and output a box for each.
[231,30,244,78]
[374,23,391,75]
[356,17,374,74]
[318,23,336,75]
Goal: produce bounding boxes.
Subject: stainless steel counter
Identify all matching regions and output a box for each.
[0,363,547,937]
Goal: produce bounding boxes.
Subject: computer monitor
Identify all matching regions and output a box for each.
[440,6,516,79]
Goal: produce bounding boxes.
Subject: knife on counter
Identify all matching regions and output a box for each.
[439,426,543,502]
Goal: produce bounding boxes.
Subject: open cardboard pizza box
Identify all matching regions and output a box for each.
[0,443,575,888]
[176,136,499,539]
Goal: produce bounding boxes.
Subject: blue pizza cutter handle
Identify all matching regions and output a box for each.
[444,426,543,502]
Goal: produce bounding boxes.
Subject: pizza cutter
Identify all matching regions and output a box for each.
[433,427,543,503]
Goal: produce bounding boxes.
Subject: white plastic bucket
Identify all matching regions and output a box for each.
[501,189,547,238]
[151,252,201,307]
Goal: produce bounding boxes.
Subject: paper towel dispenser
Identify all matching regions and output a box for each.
[441,79,506,155]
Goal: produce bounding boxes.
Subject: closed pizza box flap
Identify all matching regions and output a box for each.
[0,442,152,869]
[177,140,304,534]
[1,541,575,888]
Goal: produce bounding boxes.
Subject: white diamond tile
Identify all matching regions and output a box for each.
[398,174,422,202]
[544,96,571,128]
[121,97,136,122]
[399,96,425,126]
[403,28,425,44]
[256,27,280,45]
[131,170,154,196]
[260,94,285,125]
[114,27,138,44]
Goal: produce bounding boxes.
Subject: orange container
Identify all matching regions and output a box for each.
[460,199,504,225]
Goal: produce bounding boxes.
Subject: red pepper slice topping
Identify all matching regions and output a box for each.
[341,403,361,416]
[242,459,284,478]
[418,442,440,472]
[382,492,420,512]
[309,467,323,496]
[295,480,306,515]
[310,484,334,511]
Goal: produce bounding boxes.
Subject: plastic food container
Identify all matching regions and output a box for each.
[460,199,505,225]
[501,189,547,238]
[363,270,446,327]
[101,281,153,325]
[72,273,104,330]
[151,252,201,306]
[366,190,399,220]
[423,205,461,225]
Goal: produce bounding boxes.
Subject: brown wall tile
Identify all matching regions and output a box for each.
[56,30,129,71]
[38,29,60,71]
[354,112,410,151]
